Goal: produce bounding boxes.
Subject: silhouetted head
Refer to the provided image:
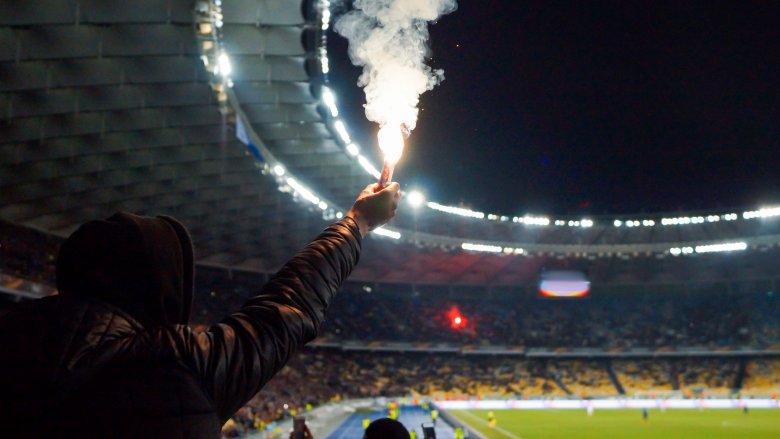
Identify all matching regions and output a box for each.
[363,418,411,439]
[56,212,194,327]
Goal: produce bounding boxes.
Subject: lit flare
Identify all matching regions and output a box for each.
[377,123,408,188]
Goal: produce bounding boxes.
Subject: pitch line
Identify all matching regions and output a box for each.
[455,409,524,439]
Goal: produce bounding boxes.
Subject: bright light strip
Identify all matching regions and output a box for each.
[273,164,285,176]
[333,120,351,144]
[285,177,320,205]
[695,242,748,253]
[319,47,330,74]
[669,242,748,255]
[743,206,780,219]
[357,155,381,179]
[217,52,232,76]
[513,216,551,226]
[321,87,338,117]
[321,8,331,30]
[345,143,360,156]
[461,242,503,253]
[525,216,551,226]
[427,202,485,219]
[373,227,401,239]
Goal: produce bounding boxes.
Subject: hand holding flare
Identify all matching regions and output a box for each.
[377,123,409,188]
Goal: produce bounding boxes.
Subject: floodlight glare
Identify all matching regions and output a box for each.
[408,190,425,207]
[345,143,360,156]
[321,88,338,117]
[217,52,232,76]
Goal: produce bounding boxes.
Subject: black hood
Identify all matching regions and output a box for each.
[56,212,194,327]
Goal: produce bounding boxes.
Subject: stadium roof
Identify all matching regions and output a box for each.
[1,0,779,286]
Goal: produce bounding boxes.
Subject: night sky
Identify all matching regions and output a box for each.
[327,1,780,216]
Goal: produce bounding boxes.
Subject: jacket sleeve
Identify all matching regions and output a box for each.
[156,218,362,421]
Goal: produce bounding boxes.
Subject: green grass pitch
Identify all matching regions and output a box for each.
[449,409,780,439]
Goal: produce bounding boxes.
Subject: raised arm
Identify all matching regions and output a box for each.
[167,183,400,420]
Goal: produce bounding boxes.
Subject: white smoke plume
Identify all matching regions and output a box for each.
[335,0,458,134]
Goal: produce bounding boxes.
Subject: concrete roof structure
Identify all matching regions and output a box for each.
[2,0,779,286]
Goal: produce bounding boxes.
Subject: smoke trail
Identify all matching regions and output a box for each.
[335,0,457,134]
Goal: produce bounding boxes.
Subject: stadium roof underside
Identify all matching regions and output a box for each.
[1,0,779,286]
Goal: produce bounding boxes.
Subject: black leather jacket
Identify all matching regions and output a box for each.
[0,215,361,438]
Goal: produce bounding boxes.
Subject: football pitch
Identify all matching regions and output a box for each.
[449,409,780,439]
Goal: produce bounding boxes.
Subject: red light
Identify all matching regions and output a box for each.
[447,305,467,329]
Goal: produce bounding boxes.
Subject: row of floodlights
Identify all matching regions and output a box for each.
[669,242,748,256]
[197,1,233,89]
[272,163,400,239]
[314,8,779,230]
[314,1,777,243]
[462,243,525,255]
[320,85,780,230]
[272,149,755,257]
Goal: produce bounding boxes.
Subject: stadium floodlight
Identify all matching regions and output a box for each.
[285,177,320,206]
[318,201,328,211]
[321,7,331,30]
[217,52,231,76]
[407,190,425,208]
[321,87,338,117]
[743,206,780,219]
[199,23,212,35]
[580,219,594,228]
[273,164,285,176]
[614,220,622,227]
[333,120,351,144]
[461,242,503,253]
[345,143,360,156]
[695,242,747,254]
[427,202,485,219]
[320,57,330,74]
[522,216,550,226]
[373,227,401,239]
[357,155,381,179]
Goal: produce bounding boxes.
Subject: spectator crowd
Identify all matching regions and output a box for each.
[2,222,779,438]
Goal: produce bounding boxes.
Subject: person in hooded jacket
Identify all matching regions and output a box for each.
[0,182,400,439]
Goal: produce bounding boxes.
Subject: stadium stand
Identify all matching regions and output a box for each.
[742,359,780,397]
[2,220,779,439]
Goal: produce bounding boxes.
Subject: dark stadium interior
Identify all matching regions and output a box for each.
[1,1,779,438]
